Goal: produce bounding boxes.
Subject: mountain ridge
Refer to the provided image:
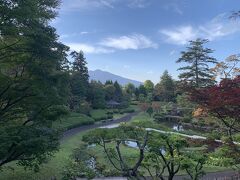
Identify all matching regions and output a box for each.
[89,69,142,87]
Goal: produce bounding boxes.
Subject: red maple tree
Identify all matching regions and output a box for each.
[190,76,240,139]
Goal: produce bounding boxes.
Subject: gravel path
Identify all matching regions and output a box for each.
[62,111,139,140]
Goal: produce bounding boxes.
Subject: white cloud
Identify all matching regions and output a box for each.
[67,43,114,54]
[169,50,176,56]
[100,34,158,50]
[199,14,240,40]
[61,0,114,11]
[61,0,149,11]
[160,14,240,45]
[123,65,130,69]
[60,32,90,39]
[160,26,197,45]
[66,33,157,54]
[147,70,154,74]
[164,3,183,15]
[128,0,149,8]
[80,31,89,35]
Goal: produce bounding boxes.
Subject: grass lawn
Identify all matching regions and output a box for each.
[53,113,95,130]
[0,132,87,180]
[90,109,112,121]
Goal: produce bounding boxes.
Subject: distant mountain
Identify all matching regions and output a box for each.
[89,69,142,87]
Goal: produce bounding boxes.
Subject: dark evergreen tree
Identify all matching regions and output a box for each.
[104,84,116,101]
[138,85,147,96]
[105,80,113,85]
[69,51,89,110]
[87,81,106,109]
[177,39,217,88]
[154,70,175,102]
[113,81,123,102]
[125,83,136,97]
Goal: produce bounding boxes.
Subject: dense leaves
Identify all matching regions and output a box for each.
[0,0,69,169]
[190,76,240,139]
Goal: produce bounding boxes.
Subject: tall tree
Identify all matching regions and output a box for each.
[138,85,147,96]
[104,84,116,101]
[144,80,154,93]
[177,39,217,88]
[125,83,135,97]
[69,51,89,110]
[0,0,69,168]
[87,81,106,109]
[113,81,123,102]
[154,70,175,102]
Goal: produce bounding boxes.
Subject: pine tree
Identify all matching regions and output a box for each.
[154,70,175,102]
[177,39,217,88]
[69,51,89,110]
[113,81,123,102]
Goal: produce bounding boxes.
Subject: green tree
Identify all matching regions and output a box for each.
[177,39,217,88]
[105,80,113,85]
[104,84,116,101]
[154,70,175,102]
[69,51,89,111]
[146,107,153,117]
[113,81,123,102]
[125,83,135,97]
[182,152,206,180]
[0,0,69,169]
[144,80,154,93]
[143,134,187,180]
[82,125,149,178]
[87,81,106,109]
[138,85,147,96]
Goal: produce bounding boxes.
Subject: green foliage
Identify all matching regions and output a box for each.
[113,81,123,102]
[87,81,106,109]
[154,70,176,102]
[62,144,96,180]
[181,152,206,180]
[207,144,240,167]
[144,80,154,93]
[177,39,217,88]
[90,109,113,121]
[146,107,153,117]
[143,133,187,179]
[138,85,147,96]
[138,93,146,102]
[176,93,195,119]
[125,83,136,97]
[53,113,94,130]
[0,0,69,168]
[82,125,149,178]
[69,51,89,111]
[76,100,91,115]
[104,84,116,101]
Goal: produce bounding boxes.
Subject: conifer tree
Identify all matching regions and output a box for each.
[69,51,89,110]
[177,39,217,88]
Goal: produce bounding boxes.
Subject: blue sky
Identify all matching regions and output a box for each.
[53,0,240,83]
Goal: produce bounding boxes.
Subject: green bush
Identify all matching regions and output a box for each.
[234,133,240,142]
[53,113,95,130]
[207,156,234,167]
[119,108,135,114]
[182,116,192,123]
[76,101,91,115]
